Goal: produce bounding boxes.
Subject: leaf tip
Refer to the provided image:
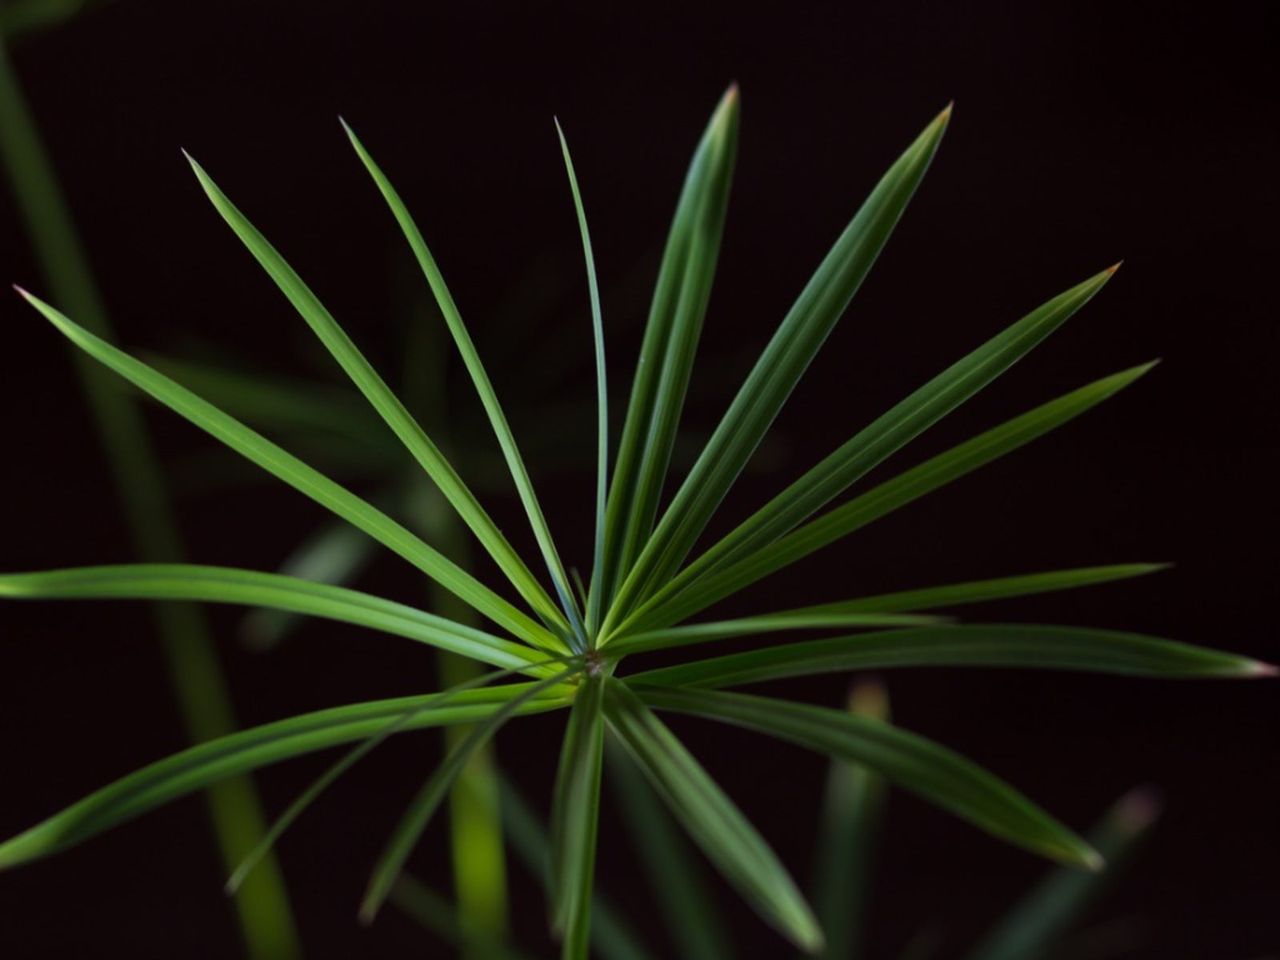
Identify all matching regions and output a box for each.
[1080,845,1107,873]
[1114,785,1163,832]
[1243,659,1278,678]
[1105,260,1124,276]
[937,100,955,124]
[847,676,890,721]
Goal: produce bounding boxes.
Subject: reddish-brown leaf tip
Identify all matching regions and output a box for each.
[1114,786,1162,832]
[1106,261,1124,276]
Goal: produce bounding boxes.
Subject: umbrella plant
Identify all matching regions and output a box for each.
[1,86,1271,955]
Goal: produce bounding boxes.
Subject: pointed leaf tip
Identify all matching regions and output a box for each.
[1106,260,1124,275]
[1245,660,1278,677]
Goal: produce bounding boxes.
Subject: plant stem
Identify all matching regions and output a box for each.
[412,479,510,956]
[0,32,299,960]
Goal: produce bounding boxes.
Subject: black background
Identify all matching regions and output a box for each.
[1,1,1276,957]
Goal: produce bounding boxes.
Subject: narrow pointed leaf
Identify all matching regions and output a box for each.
[360,668,580,923]
[16,289,561,652]
[634,685,1100,869]
[0,564,551,671]
[555,120,610,640]
[628,624,1271,689]
[501,778,655,960]
[655,266,1120,603]
[0,683,572,871]
[340,121,583,640]
[549,675,606,956]
[812,680,890,960]
[187,155,570,638]
[606,611,945,657]
[769,563,1172,618]
[226,654,576,894]
[967,788,1161,960]
[607,105,951,628]
[607,740,732,960]
[602,84,740,602]
[620,363,1157,635]
[604,681,823,952]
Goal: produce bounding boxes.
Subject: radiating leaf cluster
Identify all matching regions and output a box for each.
[2,86,1271,959]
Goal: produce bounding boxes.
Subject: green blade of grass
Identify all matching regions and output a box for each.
[360,667,581,923]
[762,563,1172,618]
[340,119,584,642]
[605,611,945,657]
[0,683,573,871]
[548,675,606,957]
[606,104,951,630]
[633,685,1100,870]
[500,777,655,960]
[555,120,611,642]
[0,563,554,671]
[16,287,562,652]
[601,84,740,605]
[226,654,577,894]
[650,266,1120,604]
[607,738,732,960]
[628,624,1274,688]
[811,680,890,960]
[240,521,377,650]
[618,363,1157,636]
[185,154,572,640]
[605,681,823,953]
[966,788,1162,960]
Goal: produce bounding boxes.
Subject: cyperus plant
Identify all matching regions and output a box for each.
[1,86,1272,955]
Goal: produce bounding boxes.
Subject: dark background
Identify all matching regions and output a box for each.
[1,1,1276,957]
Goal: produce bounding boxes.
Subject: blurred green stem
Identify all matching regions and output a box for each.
[0,32,299,959]
[412,479,510,955]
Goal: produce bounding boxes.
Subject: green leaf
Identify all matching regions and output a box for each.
[604,681,823,952]
[619,362,1158,636]
[606,611,945,657]
[628,624,1272,688]
[607,739,732,960]
[15,288,561,652]
[634,685,1100,869]
[359,667,580,923]
[549,675,607,957]
[606,104,951,629]
[185,154,572,640]
[0,563,550,672]
[811,680,890,960]
[767,563,1172,618]
[600,84,740,605]
[339,120,584,642]
[555,120,610,641]
[648,266,1120,606]
[0,683,572,871]
[500,777,655,960]
[966,788,1162,960]
[225,654,577,895]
